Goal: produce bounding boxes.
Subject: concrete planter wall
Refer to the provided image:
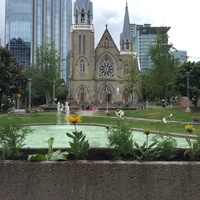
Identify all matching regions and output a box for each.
[1,160,200,200]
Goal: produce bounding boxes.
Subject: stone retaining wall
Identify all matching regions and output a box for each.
[0,161,200,200]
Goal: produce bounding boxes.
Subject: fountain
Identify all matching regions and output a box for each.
[24,125,192,149]
[65,101,70,124]
[57,102,62,125]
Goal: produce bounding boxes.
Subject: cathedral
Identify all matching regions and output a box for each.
[69,0,140,107]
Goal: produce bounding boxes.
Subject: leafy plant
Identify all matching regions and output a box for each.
[184,124,200,160]
[66,116,90,160]
[134,129,160,161]
[107,110,134,160]
[154,134,177,160]
[0,116,32,159]
[28,137,67,161]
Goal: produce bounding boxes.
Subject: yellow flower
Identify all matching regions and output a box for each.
[67,116,82,124]
[144,129,150,135]
[185,124,195,134]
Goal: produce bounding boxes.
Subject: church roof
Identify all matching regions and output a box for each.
[75,0,91,12]
[95,25,119,53]
[122,2,130,37]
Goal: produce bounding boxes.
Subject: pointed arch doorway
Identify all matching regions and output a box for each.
[102,83,112,104]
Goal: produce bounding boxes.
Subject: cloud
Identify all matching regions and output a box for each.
[0,0,200,61]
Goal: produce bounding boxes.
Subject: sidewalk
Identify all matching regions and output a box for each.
[79,110,97,116]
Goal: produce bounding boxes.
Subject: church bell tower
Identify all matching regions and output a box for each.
[69,0,95,104]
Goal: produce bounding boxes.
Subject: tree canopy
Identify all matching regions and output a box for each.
[172,61,200,107]
[118,52,141,107]
[36,42,62,104]
[143,27,179,101]
[0,47,28,109]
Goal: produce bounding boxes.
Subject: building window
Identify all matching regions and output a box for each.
[124,63,129,75]
[126,40,129,49]
[79,35,81,53]
[83,35,85,54]
[122,40,124,50]
[80,59,85,72]
[99,54,114,77]
[88,11,90,24]
[81,9,85,23]
[76,11,78,24]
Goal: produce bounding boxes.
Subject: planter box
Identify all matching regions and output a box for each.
[0,160,200,200]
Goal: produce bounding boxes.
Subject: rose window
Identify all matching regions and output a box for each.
[99,54,114,77]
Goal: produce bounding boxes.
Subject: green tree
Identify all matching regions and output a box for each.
[173,61,200,107]
[24,65,46,105]
[119,53,141,107]
[0,47,28,110]
[144,27,179,101]
[36,42,62,104]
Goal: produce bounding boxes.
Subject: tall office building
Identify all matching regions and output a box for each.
[131,24,170,73]
[5,0,72,82]
[172,50,187,66]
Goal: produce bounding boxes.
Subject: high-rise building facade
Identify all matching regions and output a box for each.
[5,0,72,82]
[131,24,170,73]
[172,50,187,66]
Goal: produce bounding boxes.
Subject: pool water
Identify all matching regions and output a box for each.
[24,125,192,148]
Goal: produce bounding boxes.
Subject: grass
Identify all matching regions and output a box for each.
[2,107,200,135]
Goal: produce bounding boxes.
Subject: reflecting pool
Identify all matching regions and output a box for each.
[24,125,192,148]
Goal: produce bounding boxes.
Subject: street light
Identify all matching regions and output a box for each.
[53,81,55,105]
[28,78,32,110]
[186,70,192,112]
[106,80,109,112]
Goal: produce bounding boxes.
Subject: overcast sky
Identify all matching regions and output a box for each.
[0,0,200,61]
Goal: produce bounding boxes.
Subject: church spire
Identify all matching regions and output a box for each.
[74,0,93,25]
[120,2,132,52]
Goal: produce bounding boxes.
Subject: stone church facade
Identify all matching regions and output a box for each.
[69,0,139,107]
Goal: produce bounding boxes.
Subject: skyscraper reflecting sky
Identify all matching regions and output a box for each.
[5,0,72,82]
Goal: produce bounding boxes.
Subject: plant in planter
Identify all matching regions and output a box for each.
[66,116,90,160]
[153,133,177,160]
[184,124,200,160]
[28,137,68,161]
[0,115,32,159]
[134,129,161,161]
[107,110,135,160]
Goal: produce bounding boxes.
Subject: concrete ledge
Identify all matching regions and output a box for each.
[1,161,200,200]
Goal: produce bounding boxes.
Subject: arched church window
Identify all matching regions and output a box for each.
[81,9,85,23]
[122,40,124,50]
[79,35,82,53]
[126,40,129,49]
[83,35,85,54]
[124,63,129,75]
[99,54,114,77]
[76,10,78,24]
[88,11,90,24]
[80,59,85,72]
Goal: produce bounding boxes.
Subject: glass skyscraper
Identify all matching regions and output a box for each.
[5,0,72,82]
[131,24,170,73]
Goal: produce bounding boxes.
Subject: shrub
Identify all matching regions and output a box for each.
[107,110,134,160]
[0,116,32,159]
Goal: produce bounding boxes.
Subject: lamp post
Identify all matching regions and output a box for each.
[106,80,109,112]
[53,81,55,105]
[68,76,71,104]
[186,70,192,112]
[28,78,32,110]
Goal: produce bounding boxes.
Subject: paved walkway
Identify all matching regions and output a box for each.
[79,110,97,116]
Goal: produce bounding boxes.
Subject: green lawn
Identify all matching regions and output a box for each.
[7,106,199,135]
